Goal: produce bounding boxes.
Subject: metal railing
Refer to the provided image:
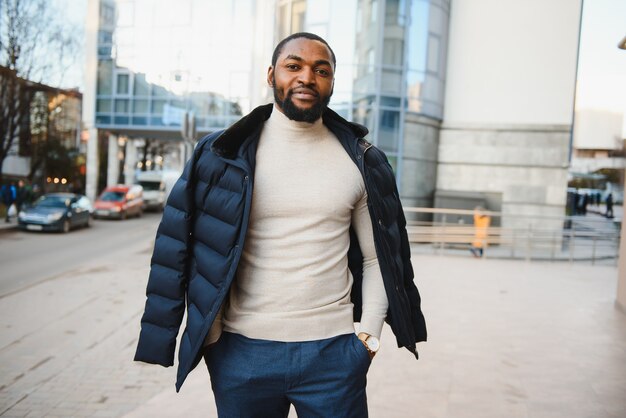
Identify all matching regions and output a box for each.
[404,207,621,265]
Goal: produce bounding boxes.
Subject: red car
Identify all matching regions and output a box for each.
[93,185,144,220]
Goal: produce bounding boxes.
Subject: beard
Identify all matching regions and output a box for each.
[273,84,332,123]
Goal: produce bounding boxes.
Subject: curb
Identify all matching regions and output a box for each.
[0,224,19,234]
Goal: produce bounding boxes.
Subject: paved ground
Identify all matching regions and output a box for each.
[1,231,625,417]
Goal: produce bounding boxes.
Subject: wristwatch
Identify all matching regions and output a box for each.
[358,333,380,358]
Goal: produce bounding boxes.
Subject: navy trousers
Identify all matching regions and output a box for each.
[203,331,371,417]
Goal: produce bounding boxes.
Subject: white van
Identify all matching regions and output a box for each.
[136,171,167,211]
[137,170,180,211]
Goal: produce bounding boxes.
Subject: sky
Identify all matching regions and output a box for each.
[575,0,626,115]
[55,0,87,90]
[55,0,626,120]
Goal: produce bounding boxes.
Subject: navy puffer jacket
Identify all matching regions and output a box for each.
[134,104,426,391]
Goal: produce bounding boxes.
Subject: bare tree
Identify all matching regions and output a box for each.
[0,0,80,184]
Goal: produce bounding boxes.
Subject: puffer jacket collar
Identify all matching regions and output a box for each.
[210,103,369,159]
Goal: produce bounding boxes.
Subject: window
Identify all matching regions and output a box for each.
[278,4,290,40]
[427,36,440,73]
[379,109,400,152]
[116,74,130,95]
[151,99,166,114]
[97,61,113,94]
[291,0,306,33]
[371,0,378,23]
[133,100,149,113]
[115,99,129,113]
[133,74,150,96]
[98,30,113,44]
[367,49,375,73]
[100,3,115,26]
[96,99,112,112]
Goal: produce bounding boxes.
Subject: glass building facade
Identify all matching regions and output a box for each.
[94,0,258,138]
[88,0,450,206]
[276,0,450,204]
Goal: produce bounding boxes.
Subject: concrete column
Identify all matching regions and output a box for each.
[107,134,119,186]
[123,140,137,185]
[179,142,187,172]
[85,128,99,202]
[616,181,626,313]
[82,0,99,202]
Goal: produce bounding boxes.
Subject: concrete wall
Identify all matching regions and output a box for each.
[436,124,570,230]
[436,0,582,231]
[443,0,582,126]
[400,113,441,214]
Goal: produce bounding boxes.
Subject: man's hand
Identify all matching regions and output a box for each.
[358,333,378,359]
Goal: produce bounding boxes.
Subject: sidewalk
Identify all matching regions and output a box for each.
[1,244,625,417]
[0,218,18,233]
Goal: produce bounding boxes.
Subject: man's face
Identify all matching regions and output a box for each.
[268,38,335,123]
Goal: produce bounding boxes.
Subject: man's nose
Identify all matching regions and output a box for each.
[297,67,316,85]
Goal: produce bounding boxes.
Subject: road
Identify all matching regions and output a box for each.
[0,213,162,298]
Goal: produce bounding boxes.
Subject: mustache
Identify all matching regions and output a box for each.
[288,86,319,97]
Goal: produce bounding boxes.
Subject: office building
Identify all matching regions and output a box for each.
[84,0,582,231]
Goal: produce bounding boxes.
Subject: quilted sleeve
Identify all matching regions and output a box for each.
[394,179,427,343]
[134,139,208,366]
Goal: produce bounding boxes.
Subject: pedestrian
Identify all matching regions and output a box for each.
[15,180,28,213]
[577,193,586,215]
[470,206,491,258]
[568,191,577,215]
[134,33,427,416]
[606,193,614,218]
[573,190,580,215]
[1,181,17,222]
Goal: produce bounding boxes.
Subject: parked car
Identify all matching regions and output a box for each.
[18,193,92,233]
[136,171,166,211]
[93,185,143,220]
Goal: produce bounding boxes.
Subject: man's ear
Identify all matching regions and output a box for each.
[267,66,274,87]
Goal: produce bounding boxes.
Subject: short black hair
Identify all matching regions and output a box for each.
[271,32,336,69]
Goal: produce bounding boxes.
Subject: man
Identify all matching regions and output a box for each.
[1,182,17,222]
[135,33,426,417]
[470,206,490,258]
[606,192,614,218]
[15,180,29,214]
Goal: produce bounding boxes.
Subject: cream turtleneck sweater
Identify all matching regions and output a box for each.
[212,106,388,343]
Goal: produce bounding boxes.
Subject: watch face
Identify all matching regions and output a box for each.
[366,336,380,352]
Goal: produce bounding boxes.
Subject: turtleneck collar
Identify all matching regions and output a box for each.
[209,103,369,159]
[263,104,327,141]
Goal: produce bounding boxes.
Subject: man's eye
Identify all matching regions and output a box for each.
[316,69,330,76]
[286,64,299,70]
